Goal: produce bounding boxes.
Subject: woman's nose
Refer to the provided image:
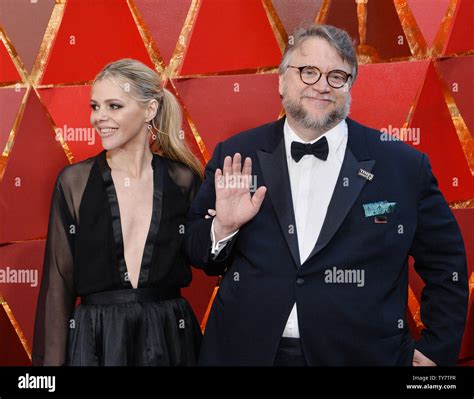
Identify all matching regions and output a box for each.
[95,107,110,122]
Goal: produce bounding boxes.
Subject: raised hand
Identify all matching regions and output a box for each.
[213,153,267,241]
[412,349,436,366]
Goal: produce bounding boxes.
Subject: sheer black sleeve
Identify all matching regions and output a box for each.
[32,169,79,366]
[164,158,202,203]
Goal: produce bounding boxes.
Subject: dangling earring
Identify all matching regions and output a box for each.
[146,123,157,140]
[151,119,169,136]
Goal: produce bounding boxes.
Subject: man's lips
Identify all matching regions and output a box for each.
[301,96,335,103]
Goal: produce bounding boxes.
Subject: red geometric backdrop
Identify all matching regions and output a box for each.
[0,0,472,365]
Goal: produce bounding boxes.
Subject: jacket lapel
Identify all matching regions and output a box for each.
[255,118,376,268]
[305,118,376,263]
[257,118,301,267]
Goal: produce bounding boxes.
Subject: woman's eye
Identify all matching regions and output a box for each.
[89,103,122,111]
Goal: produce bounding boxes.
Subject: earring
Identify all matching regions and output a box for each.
[146,123,157,140]
[151,119,169,136]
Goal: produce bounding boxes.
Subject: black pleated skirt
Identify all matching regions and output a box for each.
[67,288,202,366]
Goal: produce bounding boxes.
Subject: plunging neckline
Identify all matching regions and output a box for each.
[97,150,164,289]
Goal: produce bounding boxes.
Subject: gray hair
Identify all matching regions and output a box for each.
[279,24,358,85]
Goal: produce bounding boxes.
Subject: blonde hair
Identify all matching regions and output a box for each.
[93,58,203,178]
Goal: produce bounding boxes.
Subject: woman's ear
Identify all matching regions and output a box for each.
[146,99,159,122]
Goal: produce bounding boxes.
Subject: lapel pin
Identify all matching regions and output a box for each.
[358,169,374,181]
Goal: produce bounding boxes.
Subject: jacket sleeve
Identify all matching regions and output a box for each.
[409,154,469,366]
[185,142,237,276]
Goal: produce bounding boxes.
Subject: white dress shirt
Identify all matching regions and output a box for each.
[282,119,347,337]
[211,118,348,338]
[210,218,238,255]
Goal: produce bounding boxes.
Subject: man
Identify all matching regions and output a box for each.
[185,24,468,366]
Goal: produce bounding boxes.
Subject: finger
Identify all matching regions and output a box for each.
[232,153,242,176]
[205,215,211,219]
[242,157,252,176]
[215,168,223,189]
[222,156,232,176]
[207,209,216,216]
[251,186,267,210]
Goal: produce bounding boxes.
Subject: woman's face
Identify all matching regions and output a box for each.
[90,78,155,151]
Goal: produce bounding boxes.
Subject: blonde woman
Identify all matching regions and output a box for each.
[33,59,203,366]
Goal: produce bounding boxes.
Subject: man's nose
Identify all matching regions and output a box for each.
[311,75,331,92]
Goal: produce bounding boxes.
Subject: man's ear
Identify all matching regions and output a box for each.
[146,99,159,122]
[278,74,285,97]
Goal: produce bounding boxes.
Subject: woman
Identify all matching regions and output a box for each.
[33,59,203,366]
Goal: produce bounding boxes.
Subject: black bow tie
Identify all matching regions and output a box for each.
[290,137,329,162]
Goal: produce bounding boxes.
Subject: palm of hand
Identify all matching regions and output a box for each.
[214,153,266,233]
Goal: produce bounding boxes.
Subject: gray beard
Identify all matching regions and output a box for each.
[283,95,351,133]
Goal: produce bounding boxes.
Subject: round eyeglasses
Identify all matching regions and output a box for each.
[288,65,352,89]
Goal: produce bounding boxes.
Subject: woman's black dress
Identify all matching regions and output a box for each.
[33,150,202,366]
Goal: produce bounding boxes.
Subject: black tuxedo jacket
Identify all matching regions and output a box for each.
[185,117,468,366]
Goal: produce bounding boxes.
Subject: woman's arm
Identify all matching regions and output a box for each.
[32,174,77,366]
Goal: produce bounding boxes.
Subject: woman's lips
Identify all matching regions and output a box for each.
[97,127,118,137]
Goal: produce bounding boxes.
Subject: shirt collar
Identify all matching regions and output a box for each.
[284,118,348,160]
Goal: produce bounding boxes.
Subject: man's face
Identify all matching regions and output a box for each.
[279,37,352,132]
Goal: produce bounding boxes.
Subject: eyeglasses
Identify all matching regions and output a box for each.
[287,65,352,89]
